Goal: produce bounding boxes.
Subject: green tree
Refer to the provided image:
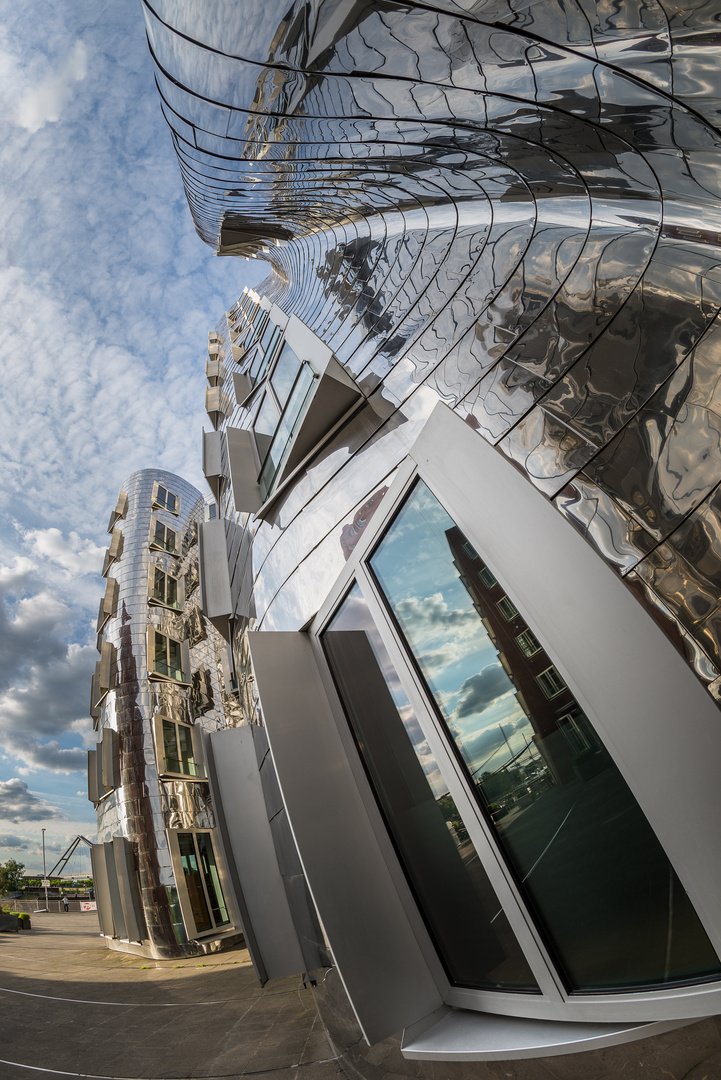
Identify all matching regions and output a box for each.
[0,859,25,895]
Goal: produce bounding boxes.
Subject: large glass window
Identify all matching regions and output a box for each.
[368,480,721,993]
[177,832,229,936]
[323,585,538,992]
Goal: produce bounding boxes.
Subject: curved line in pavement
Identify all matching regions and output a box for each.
[0,1055,340,1078]
[0,984,302,1007]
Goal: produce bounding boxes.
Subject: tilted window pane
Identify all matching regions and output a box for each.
[153,567,165,603]
[167,639,183,681]
[254,392,281,464]
[196,832,229,928]
[162,719,181,773]
[323,584,538,992]
[269,343,301,408]
[369,480,721,992]
[178,833,212,932]
[154,633,169,675]
[177,723,198,777]
[156,485,177,512]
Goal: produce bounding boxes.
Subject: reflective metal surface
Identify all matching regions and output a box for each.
[92,470,238,958]
[142,0,721,1057]
[146,0,721,699]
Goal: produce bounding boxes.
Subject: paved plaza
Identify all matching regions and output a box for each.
[0,913,343,1080]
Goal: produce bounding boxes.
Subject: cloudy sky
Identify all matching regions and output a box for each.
[0,1,264,872]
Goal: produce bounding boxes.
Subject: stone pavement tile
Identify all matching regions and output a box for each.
[298,1020,334,1064]
[542,1019,721,1080]
[685,1064,721,1080]
[541,1047,621,1080]
[474,1056,560,1080]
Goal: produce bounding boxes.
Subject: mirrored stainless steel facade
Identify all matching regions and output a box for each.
[143,0,721,1069]
[90,469,243,959]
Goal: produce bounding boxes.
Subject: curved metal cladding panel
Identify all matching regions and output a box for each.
[95,469,232,958]
[147,0,721,700]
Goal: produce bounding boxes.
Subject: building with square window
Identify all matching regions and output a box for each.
[135,0,721,1071]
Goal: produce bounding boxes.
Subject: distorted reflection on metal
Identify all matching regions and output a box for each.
[144,0,721,696]
[141,0,721,1067]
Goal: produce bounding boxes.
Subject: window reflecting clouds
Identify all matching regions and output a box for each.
[323,584,538,992]
[370,481,721,991]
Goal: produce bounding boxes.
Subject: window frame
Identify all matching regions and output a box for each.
[251,345,316,500]
[153,713,205,781]
[536,664,567,699]
[152,482,180,516]
[166,828,234,940]
[148,563,184,611]
[149,516,179,555]
[304,412,721,1025]
[516,628,543,658]
[147,626,191,685]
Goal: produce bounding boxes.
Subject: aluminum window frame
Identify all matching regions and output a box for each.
[148,563,184,611]
[306,412,721,1025]
[147,626,191,686]
[153,713,205,781]
[152,481,180,516]
[166,828,235,941]
[149,516,178,555]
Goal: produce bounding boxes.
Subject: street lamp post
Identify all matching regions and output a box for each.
[41,828,48,912]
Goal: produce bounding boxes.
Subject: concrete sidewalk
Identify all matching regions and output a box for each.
[0,912,343,1080]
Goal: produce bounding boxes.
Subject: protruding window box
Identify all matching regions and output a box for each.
[96,577,119,634]
[149,517,178,555]
[226,427,264,513]
[166,829,232,940]
[226,316,362,516]
[208,342,224,359]
[199,518,233,640]
[206,359,222,386]
[152,482,180,515]
[205,385,225,428]
[102,529,123,577]
[202,429,224,502]
[148,565,184,611]
[153,714,205,781]
[107,491,128,533]
[147,627,190,685]
[90,641,117,728]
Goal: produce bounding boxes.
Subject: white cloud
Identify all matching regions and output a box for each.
[15,40,88,134]
[23,527,104,577]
